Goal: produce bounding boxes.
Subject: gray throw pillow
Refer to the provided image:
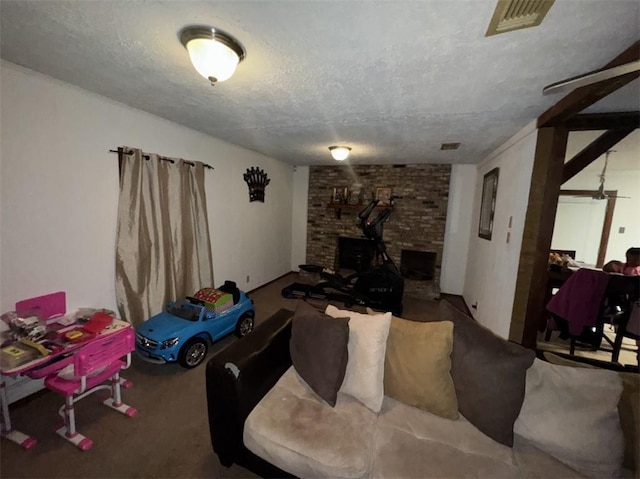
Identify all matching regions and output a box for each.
[435,302,535,447]
[514,359,624,478]
[289,301,350,407]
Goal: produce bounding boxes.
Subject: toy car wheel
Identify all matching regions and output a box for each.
[178,337,208,368]
[235,313,254,338]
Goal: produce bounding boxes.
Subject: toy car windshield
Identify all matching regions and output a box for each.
[167,299,202,322]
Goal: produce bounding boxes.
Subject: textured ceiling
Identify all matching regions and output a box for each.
[1,0,638,166]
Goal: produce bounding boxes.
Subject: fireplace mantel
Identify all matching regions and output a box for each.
[327,202,392,219]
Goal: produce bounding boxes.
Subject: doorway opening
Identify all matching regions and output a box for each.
[551,189,617,268]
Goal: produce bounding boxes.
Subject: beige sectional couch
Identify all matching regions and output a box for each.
[246,365,593,478]
[206,303,639,479]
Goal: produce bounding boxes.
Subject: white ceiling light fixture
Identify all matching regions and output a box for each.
[179,25,246,86]
[329,146,351,161]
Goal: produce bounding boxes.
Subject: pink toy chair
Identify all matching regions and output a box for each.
[39,328,137,450]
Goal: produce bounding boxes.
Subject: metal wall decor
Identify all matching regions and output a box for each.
[243,167,270,202]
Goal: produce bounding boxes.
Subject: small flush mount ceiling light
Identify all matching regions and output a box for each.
[179,25,246,86]
[329,146,352,161]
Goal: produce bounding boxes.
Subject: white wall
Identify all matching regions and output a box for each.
[0,62,293,316]
[552,197,607,264]
[440,164,476,295]
[463,122,537,338]
[291,166,309,270]
[558,170,640,262]
[559,130,640,262]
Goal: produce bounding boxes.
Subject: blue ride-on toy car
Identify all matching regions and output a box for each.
[135,281,255,368]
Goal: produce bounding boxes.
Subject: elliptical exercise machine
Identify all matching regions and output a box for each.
[282,200,404,315]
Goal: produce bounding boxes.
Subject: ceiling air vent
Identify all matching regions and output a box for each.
[440,143,460,151]
[485,0,555,36]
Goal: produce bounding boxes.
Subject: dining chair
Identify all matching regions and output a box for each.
[599,275,640,364]
[545,268,618,357]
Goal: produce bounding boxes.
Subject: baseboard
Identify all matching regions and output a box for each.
[247,271,297,295]
[440,293,474,317]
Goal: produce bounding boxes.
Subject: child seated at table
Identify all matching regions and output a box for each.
[603,247,640,276]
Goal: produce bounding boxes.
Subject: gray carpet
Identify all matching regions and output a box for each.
[0,272,450,478]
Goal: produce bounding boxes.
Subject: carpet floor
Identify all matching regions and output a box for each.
[1,272,448,479]
[536,325,638,367]
[3,272,631,478]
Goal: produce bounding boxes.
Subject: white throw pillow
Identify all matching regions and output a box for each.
[514,358,624,479]
[325,305,391,413]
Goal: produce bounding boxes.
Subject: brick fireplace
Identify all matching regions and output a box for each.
[337,236,376,271]
[306,164,450,300]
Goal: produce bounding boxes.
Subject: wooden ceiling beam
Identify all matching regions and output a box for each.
[565,112,640,131]
[562,128,635,184]
[538,41,640,128]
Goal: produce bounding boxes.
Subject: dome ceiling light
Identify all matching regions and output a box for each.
[179,25,246,86]
[329,146,351,161]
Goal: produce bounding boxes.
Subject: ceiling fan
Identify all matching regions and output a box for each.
[588,150,630,200]
[543,60,640,95]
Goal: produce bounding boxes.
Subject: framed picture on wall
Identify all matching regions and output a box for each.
[478,168,499,240]
[376,187,392,205]
[332,187,348,204]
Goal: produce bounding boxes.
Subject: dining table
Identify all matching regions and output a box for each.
[543,265,640,357]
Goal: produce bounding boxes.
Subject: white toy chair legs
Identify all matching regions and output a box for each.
[55,372,137,450]
[41,328,137,451]
[103,373,136,414]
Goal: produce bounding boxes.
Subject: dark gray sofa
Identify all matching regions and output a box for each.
[206,308,295,478]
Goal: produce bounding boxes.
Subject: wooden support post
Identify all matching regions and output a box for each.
[510,126,568,347]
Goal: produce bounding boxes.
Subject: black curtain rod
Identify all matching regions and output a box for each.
[109,149,213,170]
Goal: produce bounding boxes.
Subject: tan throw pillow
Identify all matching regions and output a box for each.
[325,305,391,413]
[369,304,534,446]
[384,315,458,419]
[514,358,624,479]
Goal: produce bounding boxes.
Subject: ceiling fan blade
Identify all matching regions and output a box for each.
[589,194,631,200]
[543,60,640,95]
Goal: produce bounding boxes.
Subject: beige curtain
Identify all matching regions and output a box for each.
[115,147,214,326]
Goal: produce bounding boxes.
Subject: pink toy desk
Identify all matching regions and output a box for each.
[0,292,132,450]
[15,291,67,324]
